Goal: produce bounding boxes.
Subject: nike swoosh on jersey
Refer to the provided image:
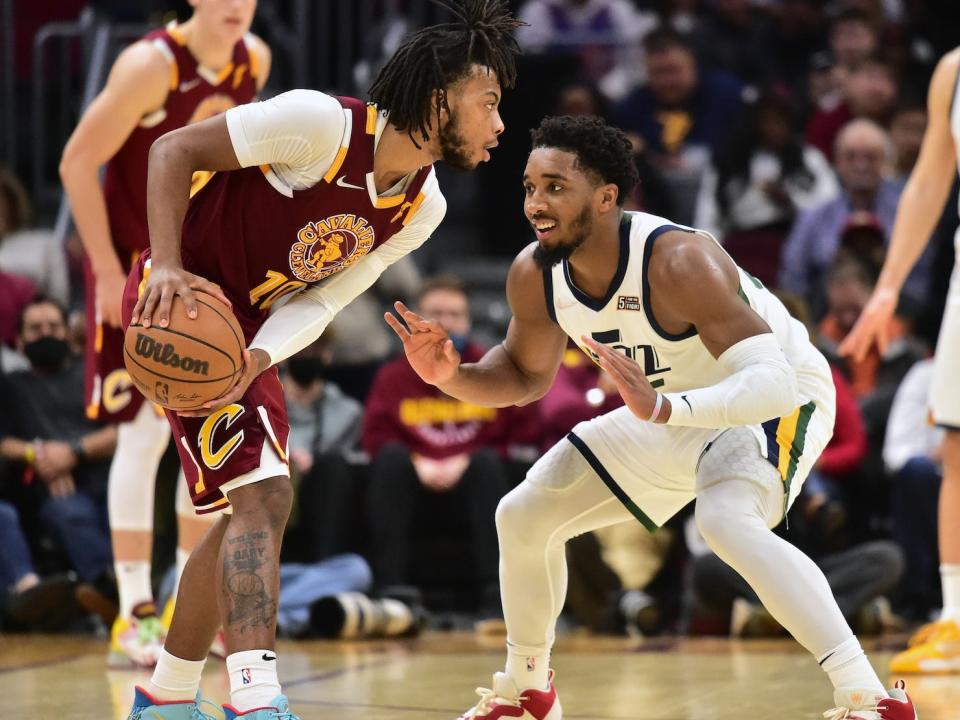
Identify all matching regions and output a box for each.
[179,77,202,93]
[336,175,365,190]
[681,395,693,412]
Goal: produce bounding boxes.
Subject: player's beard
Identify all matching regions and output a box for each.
[438,110,475,170]
[532,206,592,269]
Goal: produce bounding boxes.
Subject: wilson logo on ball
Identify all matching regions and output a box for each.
[134,333,211,376]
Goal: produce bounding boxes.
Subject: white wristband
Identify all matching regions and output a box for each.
[648,392,664,423]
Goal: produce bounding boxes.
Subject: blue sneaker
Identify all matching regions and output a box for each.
[223,695,302,719]
[126,686,220,719]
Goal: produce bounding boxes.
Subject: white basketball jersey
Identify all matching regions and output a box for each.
[952,63,960,243]
[544,211,831,403]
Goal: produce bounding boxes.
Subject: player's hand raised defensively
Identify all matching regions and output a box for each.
[583,336,671,423]
[385,301,461,386]
[131,263,231,328]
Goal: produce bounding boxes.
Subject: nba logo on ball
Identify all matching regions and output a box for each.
[242,668,252,685]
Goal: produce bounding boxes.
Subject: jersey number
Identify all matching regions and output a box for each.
[588,330,671,389]
[249,270,306,310]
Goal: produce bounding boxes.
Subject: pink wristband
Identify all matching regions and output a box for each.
[648,392,664,423]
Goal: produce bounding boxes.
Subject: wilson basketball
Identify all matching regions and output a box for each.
[123,292,244,411]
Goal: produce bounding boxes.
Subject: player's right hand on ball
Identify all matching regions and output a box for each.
[131,264,231,328]
[384,301,460,386]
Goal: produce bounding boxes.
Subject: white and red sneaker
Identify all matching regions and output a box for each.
[824,681,918,720]
[456,670,561,720]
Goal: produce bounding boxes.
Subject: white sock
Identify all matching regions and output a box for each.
[819,636,886,697]
[115,561,153,618]
[939,564,960,623]
[148,648,205,702]
[227,649,282,711]
[505,642,550,692]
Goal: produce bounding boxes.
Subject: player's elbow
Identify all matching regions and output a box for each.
[149,128,197,173]
[764,359,800,417]
[58,144,89,187]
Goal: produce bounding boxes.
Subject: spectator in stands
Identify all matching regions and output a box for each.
[614,27,744,224]
[694,87,838,286]
[0,269,35,373]
[0,169,69,308]
[516,0,654,101]
[779,119,935,311]
[806,57,899,161]
[883,358,944,621]
[888,97,927,180]
[0,498,80,630]
[696,0,779,87]
[362,276,514,611]
[829,8,880,77]
[0,299,117,603]
[282,334,365,562]
[807,51,845,115]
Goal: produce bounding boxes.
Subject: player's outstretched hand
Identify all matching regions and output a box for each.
[583,336,666,422]
[178,348,268,417]
[131,263,231,328]
[838,286,897,363]
[384,301,460,386]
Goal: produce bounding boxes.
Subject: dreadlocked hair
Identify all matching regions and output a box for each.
[531,116,639,206]
[368,0,523,148]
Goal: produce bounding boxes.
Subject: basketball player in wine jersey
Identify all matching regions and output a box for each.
[842,48,960,675]
[60,0,269,669]
[386,116,918,720]
[121,2,522,718]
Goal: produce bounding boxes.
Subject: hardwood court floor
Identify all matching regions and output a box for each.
[1,632,956,719]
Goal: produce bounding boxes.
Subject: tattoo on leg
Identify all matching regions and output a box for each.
[223,529,277,631]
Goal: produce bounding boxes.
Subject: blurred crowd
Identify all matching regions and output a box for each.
[1,0,958,641]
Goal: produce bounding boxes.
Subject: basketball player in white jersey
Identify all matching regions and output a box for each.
[841,48,960,674]
[60,0,269,667]
[386,116,917,720]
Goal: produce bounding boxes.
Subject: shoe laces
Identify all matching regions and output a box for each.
[194,698,221,720]
[466,687,527,719]
[822,705,880,720]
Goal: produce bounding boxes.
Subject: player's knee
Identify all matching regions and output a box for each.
[495,484,537,544]
[228,475,293,528]
[694,498,735,553]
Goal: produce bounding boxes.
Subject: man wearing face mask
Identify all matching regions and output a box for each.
[362,275,517,611]
[0,299,118,609]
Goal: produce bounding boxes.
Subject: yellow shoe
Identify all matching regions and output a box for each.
[908,618,948,647]
[160,596,175,631]
[108,601,165,669]
[890,619,960,673]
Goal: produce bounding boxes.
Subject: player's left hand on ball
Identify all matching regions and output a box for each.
[582,336,665,422]
[178,348,267,417]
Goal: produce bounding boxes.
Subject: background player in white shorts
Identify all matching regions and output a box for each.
[387,116,917,720]
[842,48,960,673]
